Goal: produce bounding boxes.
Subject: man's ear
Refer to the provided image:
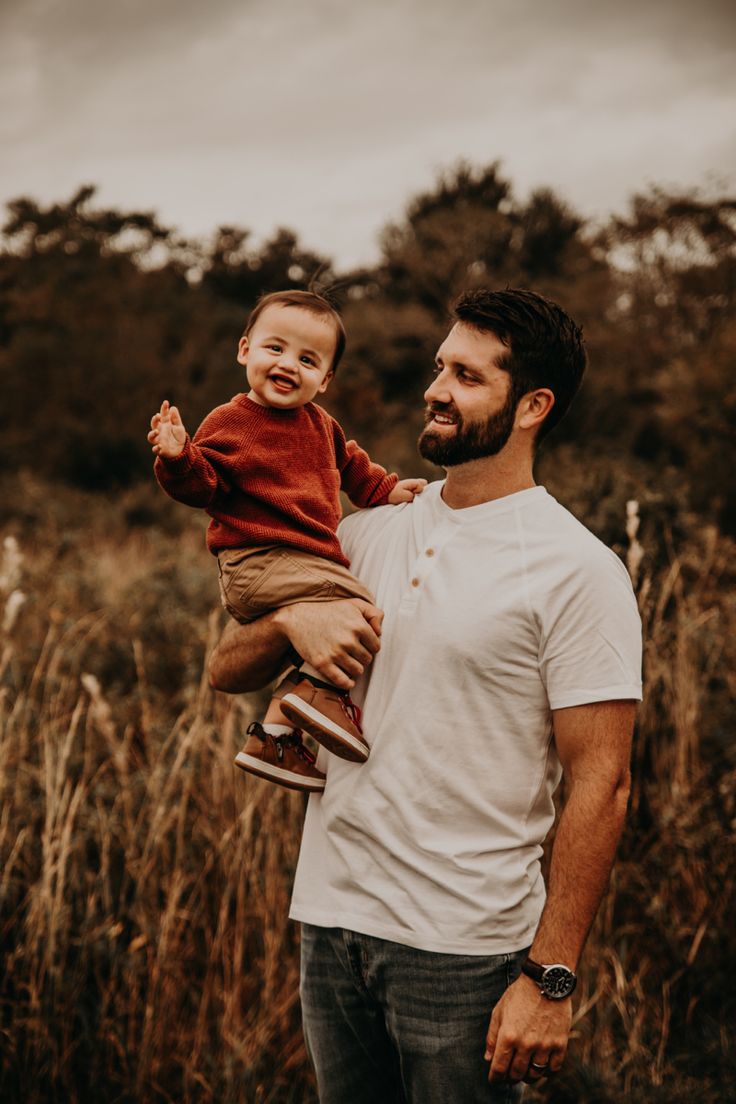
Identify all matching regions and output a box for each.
[517,388,554,432]
[236,335,249,366]
[316,369,334,395]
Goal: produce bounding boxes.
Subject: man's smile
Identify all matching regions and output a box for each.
[425,405,459,428]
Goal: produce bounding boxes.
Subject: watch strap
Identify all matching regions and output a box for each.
[521,957,545,983]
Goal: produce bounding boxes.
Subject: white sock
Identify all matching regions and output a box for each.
[300,661,326,683]
[274,666,299,694]
[262,723,294,736]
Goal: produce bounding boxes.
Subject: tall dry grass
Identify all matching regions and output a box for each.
[1,475,735,1102]
[0,479,313,1103]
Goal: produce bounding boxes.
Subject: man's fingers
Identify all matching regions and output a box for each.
[508,1043,536,1082]
[484,1007,499,1062]
[523,1050,553,1084]
[486,1001,514,1082]
[548,1041,567,1075]
[343,641,375,669]
[487,1039,515,1083]
[523,1046,566,1083]
[353,601,384,643]
[355,623,381,654]
[276,600,383,690]
[318,663,356,690]
[365,614,383,635]
[313,639,373,686]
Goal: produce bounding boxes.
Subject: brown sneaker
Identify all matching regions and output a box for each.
[234,722,326,792]
[280,678,369,763]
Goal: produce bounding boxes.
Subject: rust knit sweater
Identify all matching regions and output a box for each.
[154,393,398,566]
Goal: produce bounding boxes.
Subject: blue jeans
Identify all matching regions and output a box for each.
[300,924,527,1104]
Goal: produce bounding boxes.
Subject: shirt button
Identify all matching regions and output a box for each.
[411,577,420,587]
[426,548,435,557]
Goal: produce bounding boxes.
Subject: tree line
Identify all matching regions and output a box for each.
[1,166,734,533]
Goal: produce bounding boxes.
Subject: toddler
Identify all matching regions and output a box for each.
[148,290,425,792]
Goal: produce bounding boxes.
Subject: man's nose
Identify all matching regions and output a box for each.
[424,369,450,404]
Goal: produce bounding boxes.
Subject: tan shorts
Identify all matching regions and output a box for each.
[217,544,373,625]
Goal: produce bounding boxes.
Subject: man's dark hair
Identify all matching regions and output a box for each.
[244,289,347,372]
[452,288,587,442]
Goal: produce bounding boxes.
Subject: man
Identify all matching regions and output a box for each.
[209,289,643,1103]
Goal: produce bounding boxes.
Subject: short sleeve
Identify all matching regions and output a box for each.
[538,551,643,710]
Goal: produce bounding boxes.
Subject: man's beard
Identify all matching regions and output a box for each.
[418,392,517,467]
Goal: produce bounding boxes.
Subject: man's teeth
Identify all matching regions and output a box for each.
[433,414,456,424]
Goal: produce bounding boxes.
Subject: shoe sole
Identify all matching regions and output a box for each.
[234,751,326,792]
[280,694,370,762]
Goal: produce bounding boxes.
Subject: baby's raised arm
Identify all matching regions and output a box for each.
[148,399,188,459]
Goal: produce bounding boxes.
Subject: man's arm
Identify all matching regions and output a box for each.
[486,699,637,1085]
[208,599,384,694]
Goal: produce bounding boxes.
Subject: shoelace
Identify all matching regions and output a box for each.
[278,731,317,765]
[247,721,317,765]
[339,694,362,732]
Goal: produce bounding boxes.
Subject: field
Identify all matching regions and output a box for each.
[1,471,735,1103]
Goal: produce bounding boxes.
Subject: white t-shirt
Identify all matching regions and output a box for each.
[289,481,642,955]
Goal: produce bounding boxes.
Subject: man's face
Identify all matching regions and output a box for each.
[419,323,518,467]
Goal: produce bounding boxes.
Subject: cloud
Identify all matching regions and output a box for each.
[1,0,733,266]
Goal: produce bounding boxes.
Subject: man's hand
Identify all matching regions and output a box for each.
[388,478,428,504]
[485,975,571,1085]
[275,598,384,689]
[148,399,187,458]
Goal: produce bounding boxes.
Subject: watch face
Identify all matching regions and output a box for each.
[541,965,577,1000]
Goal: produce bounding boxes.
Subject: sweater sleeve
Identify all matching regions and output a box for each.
[331,418,398,508]
[154,405,238,508]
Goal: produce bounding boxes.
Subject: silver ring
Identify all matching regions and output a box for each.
[530,1062,549,1072]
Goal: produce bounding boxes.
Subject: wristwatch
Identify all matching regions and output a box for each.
[521,957,577,1000]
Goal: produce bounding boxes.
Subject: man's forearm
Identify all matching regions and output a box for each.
[529,771,630,967]
[485,701,635,1085]
[485,769,630,1086]
[208,613,292,693]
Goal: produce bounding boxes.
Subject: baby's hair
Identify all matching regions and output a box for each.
[244,289,347,372]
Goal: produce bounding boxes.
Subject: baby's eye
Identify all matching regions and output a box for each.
[268,343,282,353]
[301,355,317,367]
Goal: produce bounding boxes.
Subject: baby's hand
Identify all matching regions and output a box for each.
[148,400,187,459]
[388,478,428,505]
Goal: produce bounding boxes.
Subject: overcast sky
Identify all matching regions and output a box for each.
[1,0,734,268]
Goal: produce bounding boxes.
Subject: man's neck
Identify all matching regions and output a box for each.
[441,448,536,510]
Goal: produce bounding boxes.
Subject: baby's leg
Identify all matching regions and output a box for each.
[264,667,300,724]
[220,545,374,771]
[217,549,326,791]
[254,555,374,763]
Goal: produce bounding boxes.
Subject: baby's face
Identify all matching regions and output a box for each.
[238,304,337,410]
